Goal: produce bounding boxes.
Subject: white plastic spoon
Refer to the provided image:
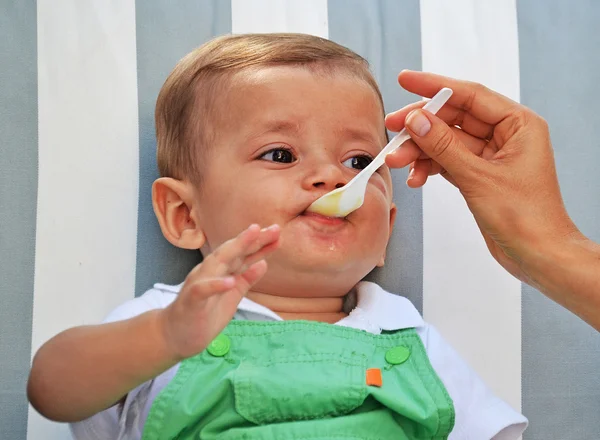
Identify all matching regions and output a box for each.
[306,87,453,218]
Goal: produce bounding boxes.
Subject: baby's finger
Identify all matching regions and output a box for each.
[236,224,281,264]
[234,238,281,275]
[202,224,280,277]
[236,260,269,291]
[186,224,260,281]
[211,260,270,312]
[181,276,236,305]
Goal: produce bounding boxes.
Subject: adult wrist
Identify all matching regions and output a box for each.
[520,229,583,289]
[519,229,600,327]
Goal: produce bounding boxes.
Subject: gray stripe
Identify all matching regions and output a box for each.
[328,0,423,310]
[134,0,232,295]
[0,0,37,437]
[518,1,600,438]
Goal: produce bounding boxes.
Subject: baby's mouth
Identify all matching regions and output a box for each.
[300,210,346,225]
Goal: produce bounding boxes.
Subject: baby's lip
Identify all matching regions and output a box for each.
[296,195,350,222]
[300,210,346,225]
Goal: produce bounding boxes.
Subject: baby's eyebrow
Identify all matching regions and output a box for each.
[334,127,381,149]
[248,120,302,140]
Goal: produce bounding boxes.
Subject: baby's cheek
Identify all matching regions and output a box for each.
[369,173,392,201]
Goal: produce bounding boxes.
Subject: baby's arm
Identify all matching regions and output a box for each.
[28,309,176,422]
[27,224,280,422]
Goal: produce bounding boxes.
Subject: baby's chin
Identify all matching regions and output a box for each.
[261,250,378,296]
[277,231,385,270]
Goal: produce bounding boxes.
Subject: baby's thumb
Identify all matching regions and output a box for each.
[405,109,478,180]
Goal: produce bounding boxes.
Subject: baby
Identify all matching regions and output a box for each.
[28,33,527,439]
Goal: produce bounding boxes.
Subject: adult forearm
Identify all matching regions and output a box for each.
[523,232,600,331]
[27,309,179,422]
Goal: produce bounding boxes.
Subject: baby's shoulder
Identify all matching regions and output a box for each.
[102,283,179,324]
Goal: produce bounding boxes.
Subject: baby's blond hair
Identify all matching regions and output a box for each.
[155,33,385,184]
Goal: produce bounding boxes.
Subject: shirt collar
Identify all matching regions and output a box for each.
[153,282,284,322]
[154,280,423,333]
[336,281,424,333]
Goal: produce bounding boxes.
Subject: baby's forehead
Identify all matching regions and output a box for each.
[230,64,378,94]
[215,66,387,136]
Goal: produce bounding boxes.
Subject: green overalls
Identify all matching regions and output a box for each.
[142,320,455,440]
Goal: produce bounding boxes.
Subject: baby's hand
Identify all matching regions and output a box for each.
[159,224,281,360]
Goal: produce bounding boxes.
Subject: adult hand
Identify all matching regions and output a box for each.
[384,71,600,331]
[384,70,580,288]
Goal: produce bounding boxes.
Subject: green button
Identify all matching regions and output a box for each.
[207,334,231,357]
[385,346,410,365]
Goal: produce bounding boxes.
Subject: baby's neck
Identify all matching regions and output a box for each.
[246,291,348,324]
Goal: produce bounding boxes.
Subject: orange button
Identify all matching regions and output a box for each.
[366,368,382,387]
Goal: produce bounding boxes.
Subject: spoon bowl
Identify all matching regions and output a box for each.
[307,87,453,218]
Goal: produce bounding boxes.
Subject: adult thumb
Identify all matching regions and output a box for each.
[404,109,478,179]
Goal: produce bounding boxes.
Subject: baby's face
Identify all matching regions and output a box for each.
[194,66,395,297]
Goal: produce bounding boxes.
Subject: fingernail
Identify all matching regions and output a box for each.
[406,110,431,137]
[223,276,235,287]
[408,168,415,179]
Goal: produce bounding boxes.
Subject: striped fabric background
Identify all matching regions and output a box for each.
[1,0,599,438]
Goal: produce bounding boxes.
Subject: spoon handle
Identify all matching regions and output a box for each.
[364,87,454,174]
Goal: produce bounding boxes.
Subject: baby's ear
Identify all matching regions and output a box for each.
[377,202,397,267]
[152,177,206,250]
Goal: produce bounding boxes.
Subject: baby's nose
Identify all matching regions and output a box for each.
[313,180,345,189]
[305,163,347,190]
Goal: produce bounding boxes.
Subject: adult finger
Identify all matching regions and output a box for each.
[384,138,423,169]
[386,126,487,169]
[385,101,425,132]
[403,109,484,180]
[407,159,431,188]
[386,100,494,140]
[405,159,459,189]
[398,70,520,126]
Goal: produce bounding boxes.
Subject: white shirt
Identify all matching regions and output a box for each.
[70,281,527,440]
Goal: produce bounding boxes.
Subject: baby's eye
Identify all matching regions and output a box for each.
[343,155,372,170]
[259,148,297,163]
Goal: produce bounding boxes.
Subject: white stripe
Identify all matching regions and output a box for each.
[420,0,522,411]
[231,0,328,37]
[29,1,139,439]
